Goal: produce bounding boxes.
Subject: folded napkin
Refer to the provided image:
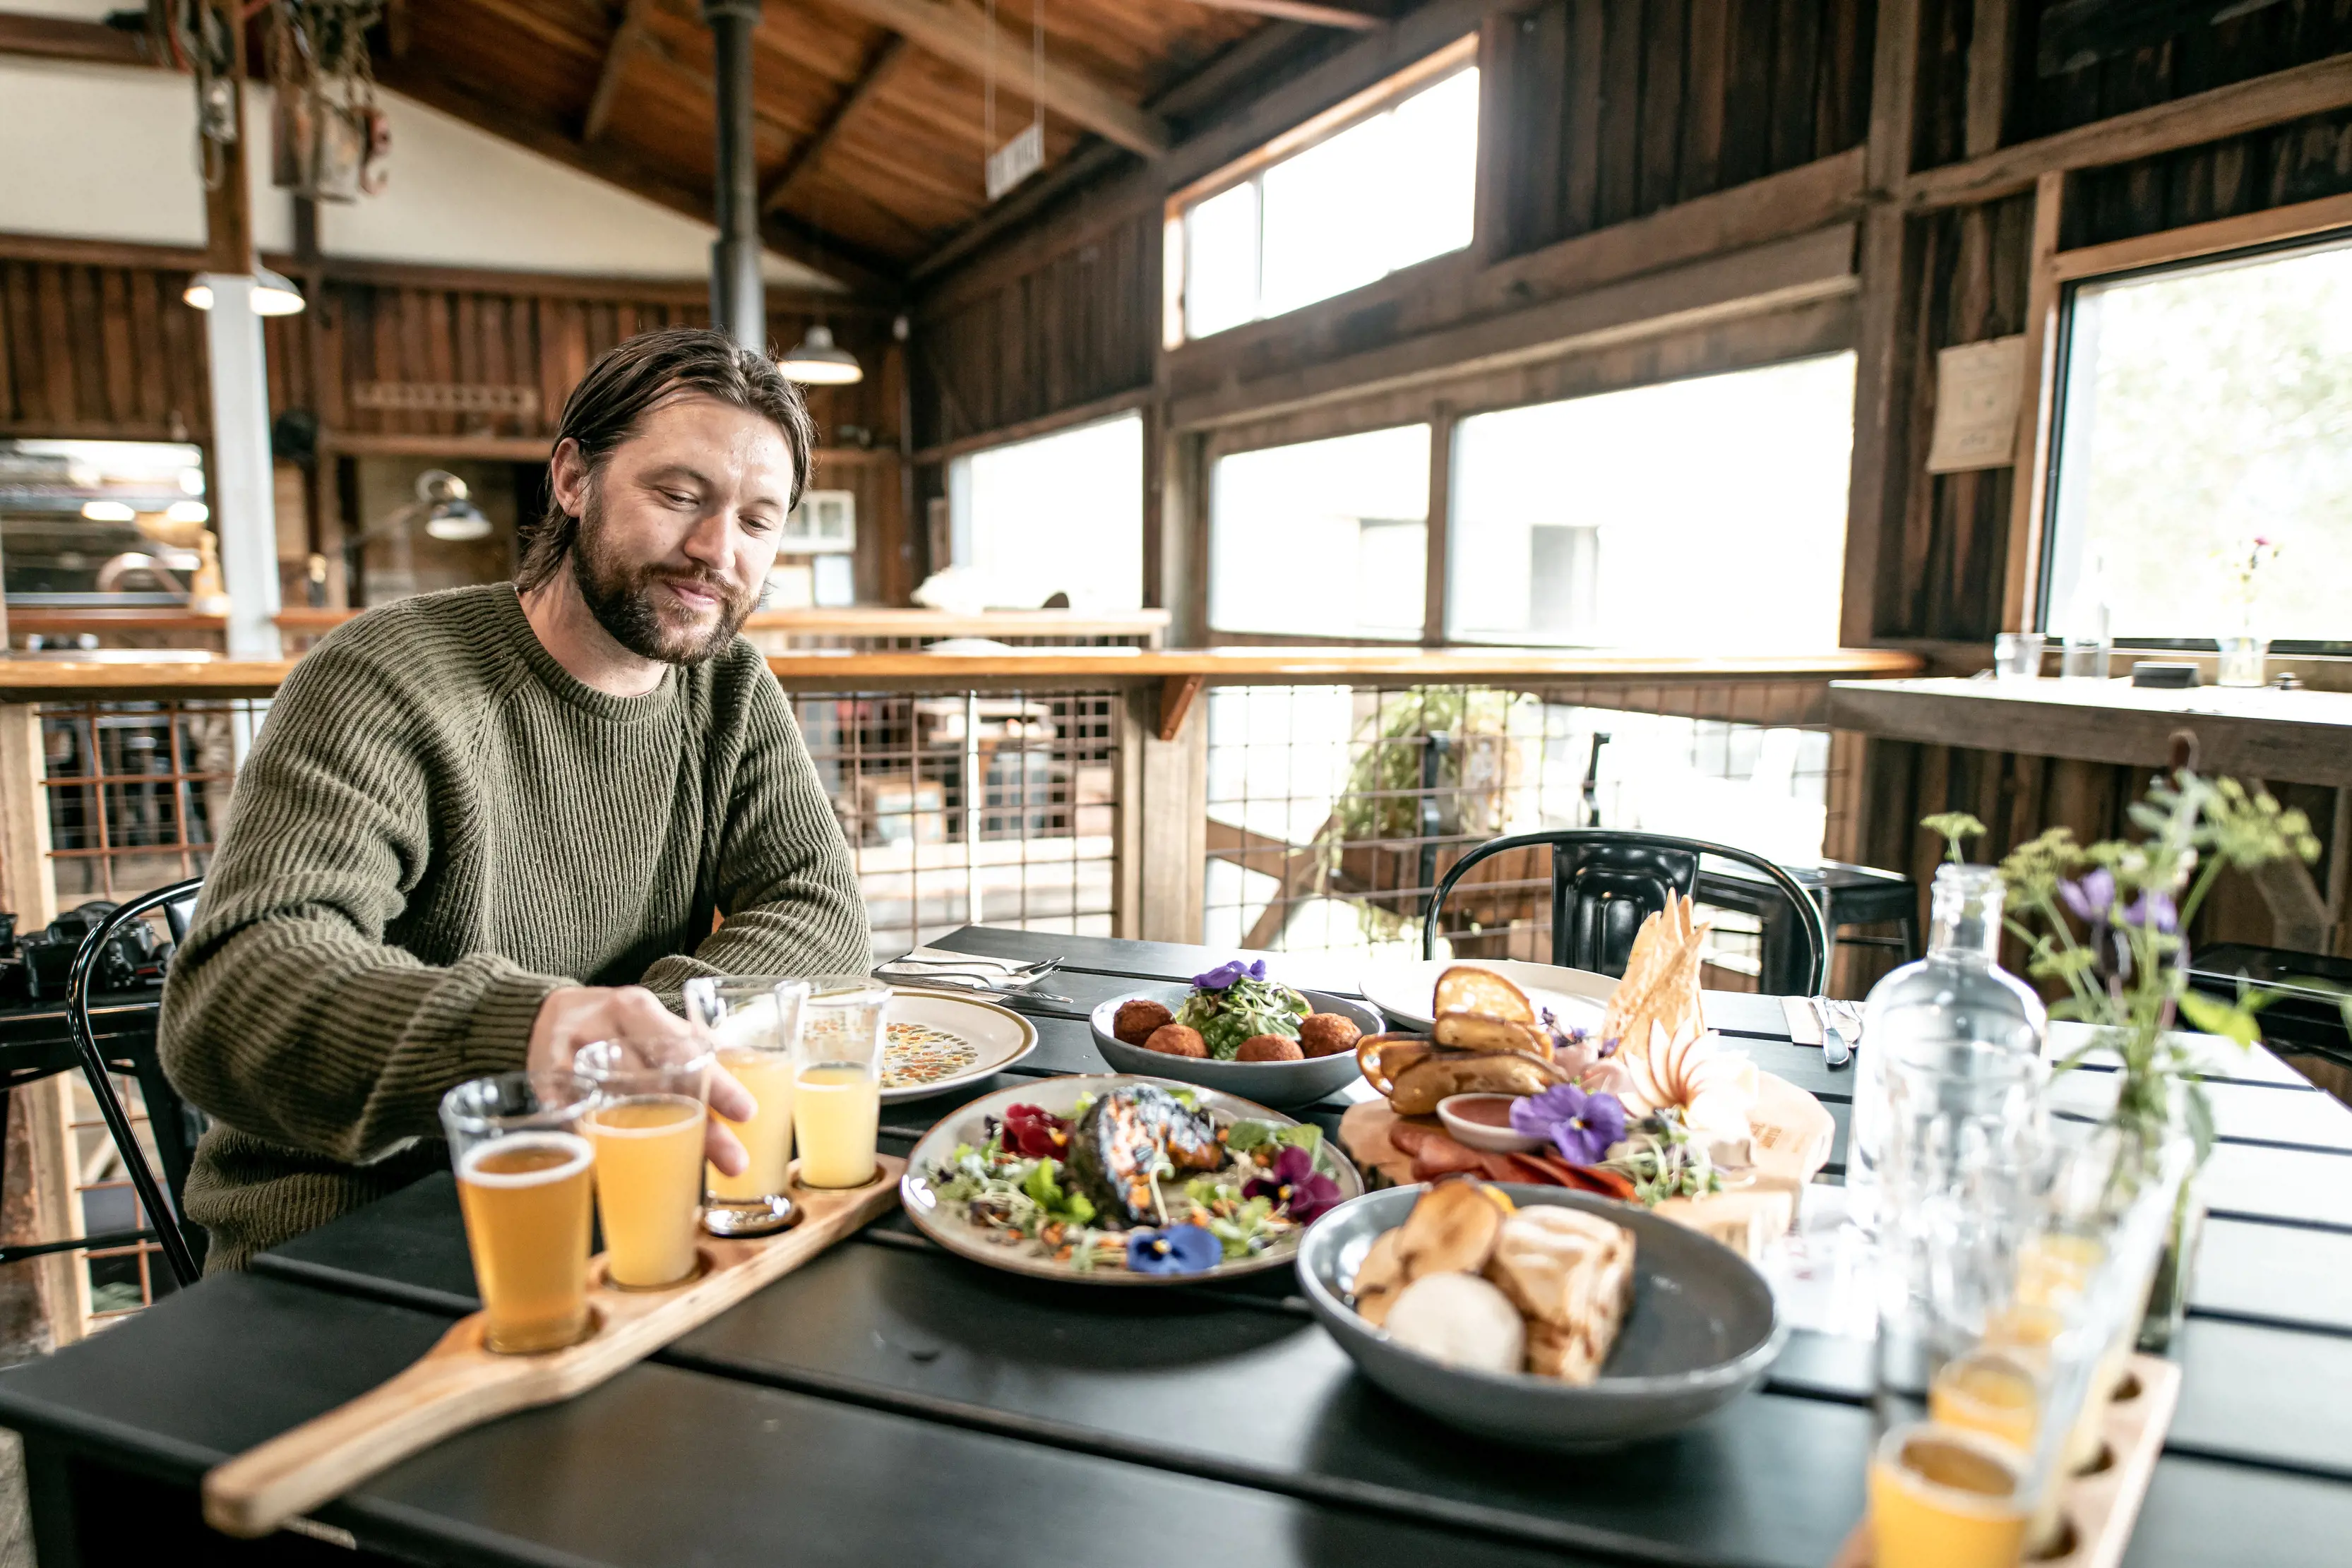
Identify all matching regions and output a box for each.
[1781,995,1826,1047]
[875,947,1042,982]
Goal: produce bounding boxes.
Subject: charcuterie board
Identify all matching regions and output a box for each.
[201,1156,905,1539]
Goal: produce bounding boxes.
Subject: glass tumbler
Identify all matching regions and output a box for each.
[794,978,888,1188]
[441,1070,598,1353]
[684,976,811,1207]
[1993,632,2045,681]
[575,1035,716,1289]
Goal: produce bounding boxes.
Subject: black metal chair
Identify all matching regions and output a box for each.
[66,878,207,1286]
[1422,829,1829,995]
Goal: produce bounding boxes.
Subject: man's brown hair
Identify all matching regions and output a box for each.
[516,327,816,592]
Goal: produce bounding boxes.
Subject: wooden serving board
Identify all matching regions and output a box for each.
[1826,1353,2183,1568]
[201,1156,905,1539]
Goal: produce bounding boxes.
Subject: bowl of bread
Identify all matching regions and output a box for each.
[1296,1177,1784,1447]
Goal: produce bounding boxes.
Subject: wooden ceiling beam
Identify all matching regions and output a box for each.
[1178,0,1383,30]
[760,33,911,215]
[583,0,657,143]
[813,0,1169,156]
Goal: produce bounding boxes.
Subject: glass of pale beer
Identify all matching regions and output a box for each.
[683,976,810,1217]
[440,1070,599,1353]
[794,978,888,1189]
[575,1035,716,1289]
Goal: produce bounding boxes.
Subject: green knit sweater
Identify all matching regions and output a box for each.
[159,584,870,1270]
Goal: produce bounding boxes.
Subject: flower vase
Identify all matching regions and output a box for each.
[2139,1175,2207,1352]
[2216,633,2269,688]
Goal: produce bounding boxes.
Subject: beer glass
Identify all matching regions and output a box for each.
[793,978,887,1188]
[440,1070,597,1353]
[685,976,809,1235]
[1867,1422,2029,1568]
[575,1035,715,1288]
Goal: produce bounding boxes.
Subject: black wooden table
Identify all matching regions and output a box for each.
[2,927,2349,1566]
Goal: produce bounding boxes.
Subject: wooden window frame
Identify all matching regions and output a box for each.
[2007,188,2352,644]
[1161,33,1479,350]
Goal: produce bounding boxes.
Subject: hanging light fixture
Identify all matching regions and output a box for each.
[780,323,863,385]
[184,266,307,316]
[415,471,492,541]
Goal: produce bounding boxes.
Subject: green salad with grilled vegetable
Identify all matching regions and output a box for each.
[1174,958,1311,1060]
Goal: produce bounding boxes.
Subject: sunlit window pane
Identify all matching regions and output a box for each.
[2045,238,2352,646]
[1449,356,1854,649]
[948,413,1143,611]
[1178,59,1479,340]
[1210,425,1429,638]
[1385,68,1479,271]
[1260,113,1395,318]
[1185,181,1260,341]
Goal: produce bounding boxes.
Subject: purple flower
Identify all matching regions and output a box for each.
[2059,868,2117,923]
[1191,958,1268,990]
[1510,1083,1628,1165]
[1126,1223,1222,1275]
[2122,889,2178,934]
[1243,1144,1342,1223]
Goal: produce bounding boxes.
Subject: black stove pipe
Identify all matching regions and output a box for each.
[703,0,765,350]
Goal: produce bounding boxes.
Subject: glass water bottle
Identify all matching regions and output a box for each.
[1847,863,2048,1239]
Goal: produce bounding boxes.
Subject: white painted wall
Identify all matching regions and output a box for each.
[0,56,836,289]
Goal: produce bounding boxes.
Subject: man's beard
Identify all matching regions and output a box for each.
[567,489,759,666]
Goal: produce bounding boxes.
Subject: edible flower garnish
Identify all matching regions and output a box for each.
[1126,1224,1222,1274]
[1001,1103,1070,1159]
[1604,1108,1722,1204]
[1243,1144,1341,1223]
[1511,1083,1628,1165]
[1190,957,1269,990]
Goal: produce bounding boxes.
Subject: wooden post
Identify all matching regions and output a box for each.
[0,704,84,1348]
[1839,0,1923,650]
[1131,684,1207,944]
[2000,171,2067,634]
[1421,403,1454,647]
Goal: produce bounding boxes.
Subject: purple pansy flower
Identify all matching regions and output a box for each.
[1510,1083,1629,1165]
[2059,867,2117,923]
[1192,958,1269,990]
[1243,1144,1342,1223]
[1126,1223,1222,1274]
[2122,889,2178,934]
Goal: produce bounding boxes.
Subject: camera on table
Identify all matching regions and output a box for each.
[0,903,174,1005]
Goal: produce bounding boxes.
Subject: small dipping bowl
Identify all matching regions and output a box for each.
[1436,1093,1544,1153]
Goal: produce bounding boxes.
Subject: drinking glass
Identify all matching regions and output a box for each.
[2216,635,2269,688]
[440,1070,598,1353]
[794,978,887,1188]
[683,976,811,1209]
[1867,1422,2029,1568]
[1993,632,2045,681]
[575,1036,716,1288]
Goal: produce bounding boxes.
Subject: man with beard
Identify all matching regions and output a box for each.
[160,328,869,1269]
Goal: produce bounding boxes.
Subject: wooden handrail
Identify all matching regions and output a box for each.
[0,647,1923,702]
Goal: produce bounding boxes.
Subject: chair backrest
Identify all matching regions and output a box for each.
[1422,829,1827,995]
[67,876,207,1285]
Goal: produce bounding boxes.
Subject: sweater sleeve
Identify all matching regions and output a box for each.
[159,641,566,1164]
[639,673,870,995]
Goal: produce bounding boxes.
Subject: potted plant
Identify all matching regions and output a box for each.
[1926,772,2320,1348]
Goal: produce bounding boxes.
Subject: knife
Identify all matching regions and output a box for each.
[1819,1003,1852,1070]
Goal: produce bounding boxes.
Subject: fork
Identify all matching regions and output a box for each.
[1818,999,1863,1070]
[875,970,1075,1006]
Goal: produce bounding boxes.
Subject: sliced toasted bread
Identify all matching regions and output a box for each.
[1433,964,1535,1024]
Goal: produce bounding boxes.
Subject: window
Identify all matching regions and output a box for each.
[1447,354,1856,649]
[946,413,1144,611]
[2043,234,2352,650]
[1171,44,1479,343]
[0,440,209,607]
[1210,425,1428,640]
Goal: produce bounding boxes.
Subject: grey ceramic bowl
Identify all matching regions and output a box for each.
[1296,1184,1786,1447]
[1090,990,1379,1111]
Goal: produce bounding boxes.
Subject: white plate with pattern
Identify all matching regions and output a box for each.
[880,989,1039,1103]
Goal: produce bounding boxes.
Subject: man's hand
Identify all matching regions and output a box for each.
[527,985,756,1175]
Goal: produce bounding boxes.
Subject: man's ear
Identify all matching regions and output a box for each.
[549,438,588,517]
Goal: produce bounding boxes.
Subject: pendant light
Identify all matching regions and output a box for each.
[780,323,863,385]
[184,265,307,316]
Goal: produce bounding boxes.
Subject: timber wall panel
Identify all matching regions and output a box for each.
[2066,104,2352,246]
[1489,0,1874,261]
[0,259,209,440]
[2014,0,2352,145]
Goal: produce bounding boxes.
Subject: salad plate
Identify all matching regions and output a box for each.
[900,1074,1366,1285]
[879,989,1039,1103]
[1358,957,1610,1034]
[1089,983,1380,1110]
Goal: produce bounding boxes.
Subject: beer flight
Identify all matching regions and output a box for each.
[440,976,888,1354]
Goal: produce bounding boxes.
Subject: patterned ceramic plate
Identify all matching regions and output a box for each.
[879,989,1039,1102]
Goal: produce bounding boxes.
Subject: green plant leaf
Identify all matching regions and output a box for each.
[2176,989,2260,1050]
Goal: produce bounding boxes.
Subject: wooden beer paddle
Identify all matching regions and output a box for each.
[201,1155,905,1539]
